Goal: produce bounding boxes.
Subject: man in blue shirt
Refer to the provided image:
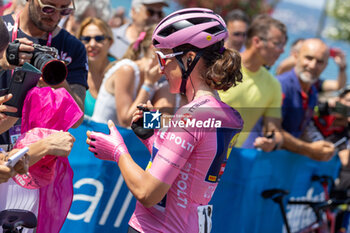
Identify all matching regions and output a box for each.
[277,38,334,161]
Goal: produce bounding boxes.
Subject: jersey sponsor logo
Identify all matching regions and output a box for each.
[208,175,217,182]
[219,163,226,176]
[166,132,194,152]
[188,99,210,112]
[157,154,180,168]
[176,163,191,208]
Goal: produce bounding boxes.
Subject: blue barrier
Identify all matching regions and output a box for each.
[61,120,341,233]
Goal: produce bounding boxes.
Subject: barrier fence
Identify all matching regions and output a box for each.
[61,119,341,233]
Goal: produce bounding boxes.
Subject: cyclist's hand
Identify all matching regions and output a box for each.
[308,140,335,161]
[254,136,276,152]
[131,100,154,125]
[87,120,129,163]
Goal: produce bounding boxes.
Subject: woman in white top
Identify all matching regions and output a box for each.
[92,25,175,127]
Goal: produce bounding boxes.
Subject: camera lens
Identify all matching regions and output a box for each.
[32,52,67,85]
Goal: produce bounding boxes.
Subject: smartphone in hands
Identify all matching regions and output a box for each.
[131,105,154,139]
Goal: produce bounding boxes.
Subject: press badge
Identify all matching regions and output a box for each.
[9,125,21,145]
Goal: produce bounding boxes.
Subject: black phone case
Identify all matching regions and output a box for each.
[5,63,41,117]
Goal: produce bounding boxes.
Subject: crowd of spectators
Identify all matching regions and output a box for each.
[0,0,349,232]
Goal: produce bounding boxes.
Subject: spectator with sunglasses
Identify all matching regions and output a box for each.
[109,0,168,60]
[75,17,114,117]
[224,9,250,52]
[0,0,88,148]
[92,24,173,127]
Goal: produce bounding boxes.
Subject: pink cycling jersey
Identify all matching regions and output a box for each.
[129,96,243,233]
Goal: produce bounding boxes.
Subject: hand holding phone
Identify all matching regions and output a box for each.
[5,147,29,167]
[131,105,154,140]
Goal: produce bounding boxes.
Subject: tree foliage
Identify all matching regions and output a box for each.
[174,0,279,19]
[325,0,350,41]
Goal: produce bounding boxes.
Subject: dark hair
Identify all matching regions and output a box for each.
[225,9,250,25]
[0,18,9,52]
[174,41,243,91]
[245,14,287,48]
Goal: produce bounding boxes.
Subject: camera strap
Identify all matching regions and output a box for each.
[12,12,52,46]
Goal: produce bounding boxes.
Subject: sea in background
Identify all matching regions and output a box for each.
[111,0,349,86]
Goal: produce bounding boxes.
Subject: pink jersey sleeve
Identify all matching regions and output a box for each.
[148,128,197,185]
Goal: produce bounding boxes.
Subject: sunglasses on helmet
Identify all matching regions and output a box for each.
[37,0,75,16]
[80,35,107,43]
[155,51,183,71]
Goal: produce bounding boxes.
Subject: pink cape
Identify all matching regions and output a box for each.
[12,87,83,233]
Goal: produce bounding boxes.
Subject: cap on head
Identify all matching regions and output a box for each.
[152,8,228,50]
[131,0,169,8]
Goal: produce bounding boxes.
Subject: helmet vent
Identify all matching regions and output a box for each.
[158,18,215,37]
[204,25,226,35]
[153,39,160,46]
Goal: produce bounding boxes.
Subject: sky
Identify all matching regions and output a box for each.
[278,0,327,9]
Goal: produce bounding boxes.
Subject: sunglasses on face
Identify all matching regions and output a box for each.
[80,35,107,43]
[37,0,75,16]
[260,37,285,50]
[232,32,246,37]
[155,51,183,71]
[146,8,163,18]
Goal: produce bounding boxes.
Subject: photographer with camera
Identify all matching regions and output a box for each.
[0,18,75,187]
[0,0,87,146]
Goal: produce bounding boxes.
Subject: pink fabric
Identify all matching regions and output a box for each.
[12,87,82,233]
[21,87,82,132]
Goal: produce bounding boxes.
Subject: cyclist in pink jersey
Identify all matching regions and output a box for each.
[86,8,244,233]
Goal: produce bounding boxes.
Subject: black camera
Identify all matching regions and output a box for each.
[6,40,67,85]
[318,101,350,117]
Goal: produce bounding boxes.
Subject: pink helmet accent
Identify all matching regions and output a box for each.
[152,8,228,49]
